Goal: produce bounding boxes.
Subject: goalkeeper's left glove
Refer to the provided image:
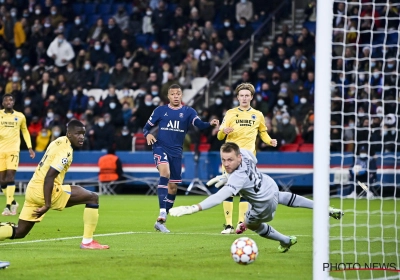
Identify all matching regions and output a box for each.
[169,205,200,217]
[206,173,229,188]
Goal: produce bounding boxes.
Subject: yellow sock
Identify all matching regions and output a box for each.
[83,208,99,239]
[223,201,233,226]
[238,201,249,224]
[0,224,13,241]
[6,185,15,205]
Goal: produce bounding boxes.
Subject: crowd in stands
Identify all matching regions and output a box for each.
[1,0,397,154]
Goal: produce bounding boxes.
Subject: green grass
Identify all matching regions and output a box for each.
[0,196,399,280]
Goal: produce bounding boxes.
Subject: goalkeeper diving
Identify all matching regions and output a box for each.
[207,82,277,234]
[170,142,343,253]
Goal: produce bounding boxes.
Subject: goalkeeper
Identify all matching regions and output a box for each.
[207,83,277,234]
[170,142,343,253]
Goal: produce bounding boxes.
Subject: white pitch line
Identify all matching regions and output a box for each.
[0,231,396,246]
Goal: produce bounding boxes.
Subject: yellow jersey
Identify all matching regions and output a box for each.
[28,136,73,188]
[218,107,272,155]
[0,109,32,152]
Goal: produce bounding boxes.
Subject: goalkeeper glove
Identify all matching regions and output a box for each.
[206,173,229,188]
[169,205,200,217]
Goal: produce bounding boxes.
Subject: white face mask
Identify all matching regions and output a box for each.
[23,65,30,71]
[75,19,81,25]
[109,102,116,109]
[152,101,159,106]
[387,64,394,69]
[348,122,355,128]
[359,74,365,80]
[67,113,74,118]
[160,53,167,59]
[224,90,231,95]
[152,44,158,50]
[370,62,376,67]
[35,9,41,15]
[358,112,365,117]
[276,115,282,120]
[373,73,380,79]
[224,22,230,27]
[277,99,284,106]
[84,64,91,70]
[281,88,287,93]
[282,118,289,125]
[24,100,31,106]
[145,101,152,106]
[53,131,61,137]
[267,65,273,70]
[12,76,19,82]
[41,132,48,137]
[88,100,95,107]
[233,100,239,106]
[215,99,222,105]
[51,10,56,15]
[301,63,307,69]
[300,98,307,104]
[94,45,101,51]
[200,56,207,61]
[359,153,367,159]
[67,67,73,73]
[98,121,105,127]
[47,112,54,118]
[383,130,388,136]
[283,63,290,69]
[122,131,129,136]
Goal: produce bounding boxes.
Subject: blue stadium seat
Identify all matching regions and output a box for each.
[98,4,112,15]
[111,4,120,15]
[372,33,385,45]
[84,3,98,15]
[387,32,399,45]
[136,34,153,48]
[102,14,112,24]
[86,14,101,27]
[125,4,133,15]
[303,21,316,34]
[168,3,177,13]
[73,3,83,15]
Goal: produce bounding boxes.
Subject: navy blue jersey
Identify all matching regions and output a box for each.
[145,104,202,157]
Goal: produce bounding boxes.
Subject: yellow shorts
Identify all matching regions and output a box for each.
[19,184,71,222]
[0,151,19,171]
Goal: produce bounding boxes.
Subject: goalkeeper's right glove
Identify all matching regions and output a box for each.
[169,205,200,217]
[206,173,229,188]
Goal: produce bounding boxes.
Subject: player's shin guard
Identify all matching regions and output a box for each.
[83,204,99,243]
[0,223,15,241]
[223,197,233,226]
[255,223,290,244]
[157,177,169,213]
[278,192,313,209]
[238,197,248,224]
[165,193,176,214]
[6,183,16,207]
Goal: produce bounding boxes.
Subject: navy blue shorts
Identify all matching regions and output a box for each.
[153,145,182,183]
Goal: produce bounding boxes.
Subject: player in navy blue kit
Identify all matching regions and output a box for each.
[143,84,219,232]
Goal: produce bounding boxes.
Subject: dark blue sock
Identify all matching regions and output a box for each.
[157,176,169,211]
[166,193,176,213]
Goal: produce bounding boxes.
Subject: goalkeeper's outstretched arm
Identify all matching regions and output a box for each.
[169,187,234,217]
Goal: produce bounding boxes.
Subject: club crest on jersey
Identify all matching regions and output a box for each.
[251,114,256,120]
[179,113,184,118]
[14,117,18,121]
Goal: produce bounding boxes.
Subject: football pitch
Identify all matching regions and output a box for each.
[0,196,399,280]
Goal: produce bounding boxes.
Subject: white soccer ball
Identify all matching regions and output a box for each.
[231,237,258,265]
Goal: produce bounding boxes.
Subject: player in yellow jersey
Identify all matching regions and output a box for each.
[207,83,277,234]
[0,94,35,216]
[0,120,109,249]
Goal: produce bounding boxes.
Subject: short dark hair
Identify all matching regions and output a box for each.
[66,120,84,131]
[2,94,14,102]
[168,84,181,91]
[220,142,240,156]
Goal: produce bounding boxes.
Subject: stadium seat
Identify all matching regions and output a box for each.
[86,14,101,27]
[298,144,314,152]
[182,89,196,105]
[125,3,133,14]
[190,144,211,152]
[86,89,105,102]
[200,134,208,144]
[279,144,299,152]
[134,133,147,151]
[98,4,112,15]
[73,3,83,15]
[191,77,208,92]
[294,134,304,145]
[84,3,98,15]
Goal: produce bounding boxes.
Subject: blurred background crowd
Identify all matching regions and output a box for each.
[0,0,398,154]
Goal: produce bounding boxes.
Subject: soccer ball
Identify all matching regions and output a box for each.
[231,237,258,265]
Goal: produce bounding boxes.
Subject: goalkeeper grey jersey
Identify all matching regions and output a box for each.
[226,149,278,213]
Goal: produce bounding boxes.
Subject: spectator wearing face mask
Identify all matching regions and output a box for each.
[50,125,62,141]
[90,117,115,151]
[11,49,29,73]
[236,17,253,43]
[35,128,52,152]
[346,146,377,199]
[5,72,22,94]
[79,59,95,89]
[89,41,109,67]
[103,98,124,128]
[293,95,313,124]
[86,97,102,117]
[276,112,297,145]
[68,16,88,42]
[46,34,75,68]
[110,61,131,90]
[121,102,133,126]
[116,126,133,151]
[236,0,253,22]
[208,95,225,120]
[69,85,89,117]
[132,94,157,132]
[197,51,213,77]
